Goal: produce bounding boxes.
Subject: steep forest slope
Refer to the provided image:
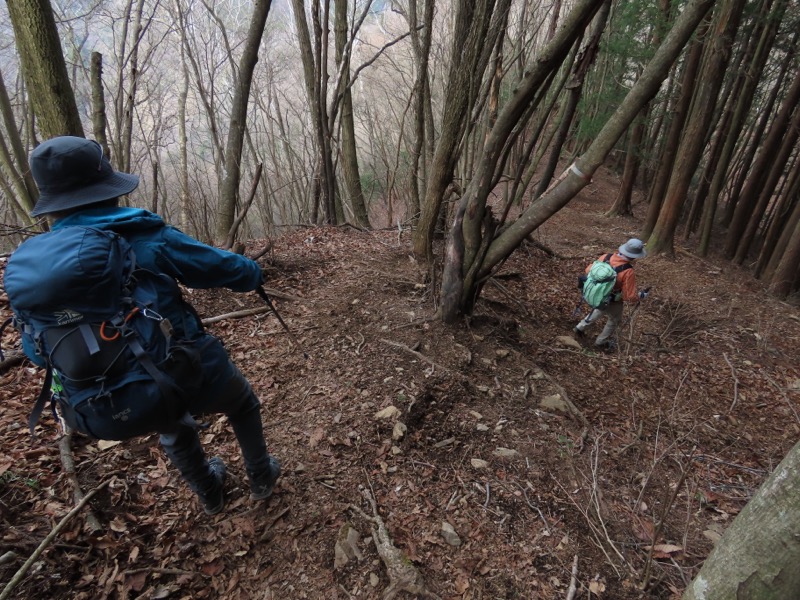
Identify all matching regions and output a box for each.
[1,172,799,599]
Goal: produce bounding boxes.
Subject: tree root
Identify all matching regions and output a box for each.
[349,488,440,600]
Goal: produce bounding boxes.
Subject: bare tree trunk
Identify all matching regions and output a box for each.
[440,0,715,321]
[757,156,800,280]
[408,0,436,223]
[684,440,800,598]
[721,33,793,227]
[725,67,800,260]
[175,1,191,234]
[120,0,145,173]
[641,29,705,239]
[216,0,273,244]
[535,0,610,199]
[6,0,84,138]
[412,0,512,262]
[334,0,369,228]
[606,101,645,217]
[89,52,110,157]
[0,68,37,219]
[698,0,782,255]
[647,0,745,256]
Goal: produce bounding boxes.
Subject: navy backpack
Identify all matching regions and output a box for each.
[3,226,200,440]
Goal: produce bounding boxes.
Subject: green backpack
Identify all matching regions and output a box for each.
[580,254,631,308]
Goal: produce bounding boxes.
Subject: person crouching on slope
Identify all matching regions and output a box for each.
[22,135,281,516]
[574,238,649,349]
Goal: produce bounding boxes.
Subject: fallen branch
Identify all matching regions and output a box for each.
[566,554,579,600]
[201,287,302,325]
[723,353,740,414]
[379,338,466,382]
[58,427,102,533]
[639,446,696,591]
[202,306,272,325]
[0,479,111,600]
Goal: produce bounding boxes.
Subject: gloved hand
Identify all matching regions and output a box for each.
[638,289,650,300]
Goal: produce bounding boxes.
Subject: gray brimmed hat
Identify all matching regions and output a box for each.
[29,136,139,217]
[618,238,647,259]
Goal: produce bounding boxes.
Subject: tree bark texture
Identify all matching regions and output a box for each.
[6,0,84,138]
[412,0,510,261]
[334,0,370,228]
[647,0,745,256]
[0,68,37,219]
[89,52,110,158]
[216,0,273,243]
[641,30,705,239]
[683,440,800,599]
[727,67,800,262]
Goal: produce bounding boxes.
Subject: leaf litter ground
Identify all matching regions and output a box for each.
[1,175,799,599]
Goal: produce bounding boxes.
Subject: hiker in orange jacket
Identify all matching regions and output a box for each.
[574,238,649,349]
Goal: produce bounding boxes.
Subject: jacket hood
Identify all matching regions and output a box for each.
[51,207,166,233]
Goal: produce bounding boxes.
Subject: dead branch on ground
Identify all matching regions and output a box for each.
[566,554,579,600]
[379,338,467,382]
[58,427,102,533]
[0,479,111,600]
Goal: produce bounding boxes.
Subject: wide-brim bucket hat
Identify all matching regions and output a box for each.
[29,136,139,217]
[619,238,647,259]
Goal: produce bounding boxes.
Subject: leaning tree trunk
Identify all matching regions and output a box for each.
[767,202,800,298]
[440,0,715,321]
[647,0,745,256]
[640,29,704,239]
[216,0,273,244]
[0,67,38,219]
[6,0,84,139]
[535,0,611,199]
[683,440,800,599]
[412,0,508,262]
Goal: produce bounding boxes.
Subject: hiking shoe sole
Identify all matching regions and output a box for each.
[250,456,281,501]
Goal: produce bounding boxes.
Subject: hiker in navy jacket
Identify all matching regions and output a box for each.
[23,135,280,515]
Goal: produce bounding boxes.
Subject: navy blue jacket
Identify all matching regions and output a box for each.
[49,206,263,342]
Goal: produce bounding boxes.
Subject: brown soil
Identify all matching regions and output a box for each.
[2,169,799,599]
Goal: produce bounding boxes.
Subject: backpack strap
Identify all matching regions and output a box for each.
[605,253,633,274]
[28,366,53,435]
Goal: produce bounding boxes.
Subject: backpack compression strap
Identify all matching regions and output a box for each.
[28,366,53,435]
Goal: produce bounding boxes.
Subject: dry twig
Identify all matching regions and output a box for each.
[0,479,111,600]
[378,338,466,381]
[58,427,102,533]
[723,353,740,414]
[566,554,579,600]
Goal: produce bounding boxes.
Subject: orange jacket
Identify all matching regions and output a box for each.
[585,253,638,302]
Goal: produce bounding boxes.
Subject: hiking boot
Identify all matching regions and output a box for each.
[595,340,616,352]
[250,456,281,501]
[573,326,585,339]
[199,457,227,515]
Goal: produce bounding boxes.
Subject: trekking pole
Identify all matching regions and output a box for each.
[255,286,309,359]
